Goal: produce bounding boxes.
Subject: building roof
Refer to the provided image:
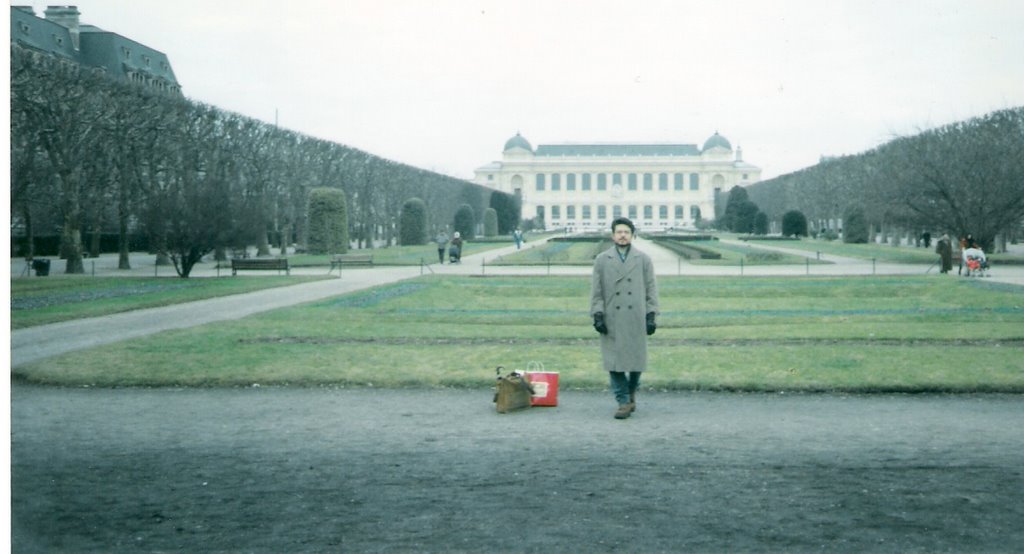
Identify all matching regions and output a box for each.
[534,143,702,157]
[702,132,732,151]
[503,133,533,152]
[9,6,180,93]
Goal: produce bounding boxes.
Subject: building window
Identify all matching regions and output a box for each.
[598,205,607,219]
[551,206,561,219]
[487,174,494,181]
[613,205,622,218]
[659,205,668,219]
[582,174,591,191]
[536,174,546,191]
[674,173,684,191]
[628,205,638,219]
[583,205,592,219]
[643,205,653,219]
[551,174,561,191]
[628,174,638,191]
[566,173,576,191]
[566,205,576,220]
[743,173,749,180]
[689,173,700,191]
[613,173,622,186]
[675,205,684,219]
[659,173,668,191]
[597,174,607,191]
[643,173,653,191]
[536,206,545,220]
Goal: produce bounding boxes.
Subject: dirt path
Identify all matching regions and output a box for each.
[12,385,1024,552]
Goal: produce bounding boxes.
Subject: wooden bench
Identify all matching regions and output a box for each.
[329,254,374,274]
[231,258,290,275]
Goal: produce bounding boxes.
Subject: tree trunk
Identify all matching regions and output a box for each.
[22,205,35,260]
[118,183,132,270]
[278,224,291,254]
[89,221,102,258]
[256,226,271,257]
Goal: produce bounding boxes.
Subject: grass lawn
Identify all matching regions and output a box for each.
[15,275,1024,392]
[676,240,829,266]
[745,236,1024,265]
[287,241,511,267]
[489,240,610,265]
[10,275,332,328]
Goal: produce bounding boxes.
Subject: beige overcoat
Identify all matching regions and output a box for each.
[590,245,659,372]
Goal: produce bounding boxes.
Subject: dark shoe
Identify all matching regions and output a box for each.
[614,404,632,419]
[628,391,636,413]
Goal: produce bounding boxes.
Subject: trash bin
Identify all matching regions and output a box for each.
[31,258,50,276]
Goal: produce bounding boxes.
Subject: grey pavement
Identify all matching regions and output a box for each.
[11,237,1024,368]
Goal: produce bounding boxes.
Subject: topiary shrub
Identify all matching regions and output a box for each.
[753,211,769,235]
[399,197,427,245]
[843,206,869,243]
[483,207,498,237]
[453,204,475,240]
[782,210,808,238]
[306,187,348,254]
[489,191,521,235]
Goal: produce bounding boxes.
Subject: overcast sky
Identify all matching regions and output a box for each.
[13,0,1024,179]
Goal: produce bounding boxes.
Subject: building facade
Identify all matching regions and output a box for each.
[474,132,760,232]
[10,5,181,95]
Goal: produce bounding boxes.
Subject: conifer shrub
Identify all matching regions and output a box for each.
[306,188,348,254]
[399,197,427,245]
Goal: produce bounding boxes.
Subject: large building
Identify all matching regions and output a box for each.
[474,131,761,232]
[10,5,180,95]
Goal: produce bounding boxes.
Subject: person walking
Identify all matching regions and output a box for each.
[433,230,448,264]
[590,217,659,420]
[936,234,953,274]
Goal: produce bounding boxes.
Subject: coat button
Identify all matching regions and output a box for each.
[628,305,633,309]
[616,292,620,296]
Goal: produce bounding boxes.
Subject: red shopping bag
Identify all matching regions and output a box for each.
[525,361,559,407]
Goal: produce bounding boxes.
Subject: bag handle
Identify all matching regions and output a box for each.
[526,361,544,372]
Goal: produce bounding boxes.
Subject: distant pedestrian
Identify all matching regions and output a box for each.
[922,231,931,248]
[935,234,952,274]
[957,236,969,275]
[590,217,659,420]
[434,231,448,264]
[513,229,523,250]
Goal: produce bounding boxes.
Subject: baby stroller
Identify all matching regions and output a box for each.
[965,255,989,277]
[448,244,461,264]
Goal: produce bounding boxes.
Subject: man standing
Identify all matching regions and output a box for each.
[590,217,659,419]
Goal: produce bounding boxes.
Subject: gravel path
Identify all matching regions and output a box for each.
[11,385,1024,552]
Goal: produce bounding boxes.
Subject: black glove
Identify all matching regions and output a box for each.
[646,312,656,336]
[593,312,608,335]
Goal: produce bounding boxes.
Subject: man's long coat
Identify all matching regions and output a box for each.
[590,245,659,372]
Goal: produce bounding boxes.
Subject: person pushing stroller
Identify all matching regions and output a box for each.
[963,242,989,277]
[449,232,463,264]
